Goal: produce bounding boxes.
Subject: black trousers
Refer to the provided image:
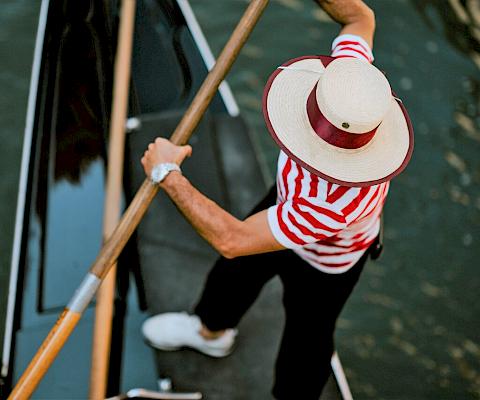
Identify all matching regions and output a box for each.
[194,186,370,400]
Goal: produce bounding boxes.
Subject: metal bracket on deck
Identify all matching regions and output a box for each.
[107,378,202,400]
[107,388,202,399]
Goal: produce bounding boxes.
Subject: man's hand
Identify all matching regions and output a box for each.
[315,0,375,47]
[141,137,192,178]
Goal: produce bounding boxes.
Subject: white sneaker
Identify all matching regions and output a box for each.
[142,312,237,358]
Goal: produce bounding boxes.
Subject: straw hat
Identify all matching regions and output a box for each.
[262,55,414,187]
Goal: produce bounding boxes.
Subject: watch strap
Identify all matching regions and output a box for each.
[150,163,181,184]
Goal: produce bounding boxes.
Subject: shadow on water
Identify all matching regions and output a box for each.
[412,0,480,58]
[412,0,480,134]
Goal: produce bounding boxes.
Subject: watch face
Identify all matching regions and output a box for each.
[151,164,166,183]
[151,163,180,183]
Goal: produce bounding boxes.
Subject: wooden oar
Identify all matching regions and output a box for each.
[90,0,136,398]
[8,0,269,398]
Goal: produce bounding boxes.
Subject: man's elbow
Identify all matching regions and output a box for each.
[362,6,375,29]
[216,228,242,259]
[220,248,237,260]
[316,0,375,25]
[217,241,239,259]
[345,1,376,26]
[349,3,375,45]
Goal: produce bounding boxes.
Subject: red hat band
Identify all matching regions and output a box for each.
[306,82,378,150]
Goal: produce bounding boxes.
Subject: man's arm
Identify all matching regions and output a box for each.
[315,0,375,47]
[141,138,284,259]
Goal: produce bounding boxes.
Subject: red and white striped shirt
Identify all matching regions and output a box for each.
[267,34,387,274]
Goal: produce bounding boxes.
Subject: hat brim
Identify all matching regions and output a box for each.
[262,55,414,187]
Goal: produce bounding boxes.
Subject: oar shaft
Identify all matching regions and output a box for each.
[8,310,82,399]
[9,272,101,398]
[91,179,158,279]
[8,1,269,398]
[90,0,137,398]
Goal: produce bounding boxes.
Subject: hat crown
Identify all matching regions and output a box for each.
[316,58,391,134]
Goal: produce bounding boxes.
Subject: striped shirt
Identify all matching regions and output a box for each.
[267,34,387,274]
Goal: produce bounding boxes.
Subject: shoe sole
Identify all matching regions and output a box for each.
[144,338,233,358]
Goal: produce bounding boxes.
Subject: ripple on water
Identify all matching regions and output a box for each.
[390,316,404,334]
[399,76,413,91]
[462,233,473,247]
[242,44,263,59]
[426,40,439,53]
[418,121,429,135]
[455,112,480,142]
[364,292,399,309]
[276,0,303,11]
[444,151,467,173]
[389,336,418,356]
[420,282,443,298]
[448,185,470,206]
[312,9,334,23]
[463,339,480,357]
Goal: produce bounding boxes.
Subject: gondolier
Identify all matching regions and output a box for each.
[141,0,413,398]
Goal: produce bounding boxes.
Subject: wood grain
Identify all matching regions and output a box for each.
[8,310,81,400]
[89,0,136,398]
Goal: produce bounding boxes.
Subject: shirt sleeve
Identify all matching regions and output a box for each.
[267,197,347,250]
[331,34,374,63]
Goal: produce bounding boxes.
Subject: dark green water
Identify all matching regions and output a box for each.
[1,0,479,399]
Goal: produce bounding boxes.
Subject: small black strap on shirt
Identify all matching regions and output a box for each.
[370,213,384,260]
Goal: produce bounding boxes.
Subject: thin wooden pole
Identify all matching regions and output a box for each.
[8,1,269,398]
[89,0,136,398]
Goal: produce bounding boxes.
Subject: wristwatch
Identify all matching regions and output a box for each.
[150,163,181,184]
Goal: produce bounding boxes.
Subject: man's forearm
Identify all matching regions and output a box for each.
[160,171,242,258]
[315,0,375,46]
[315,0,373,25]
[141,138,283,258]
